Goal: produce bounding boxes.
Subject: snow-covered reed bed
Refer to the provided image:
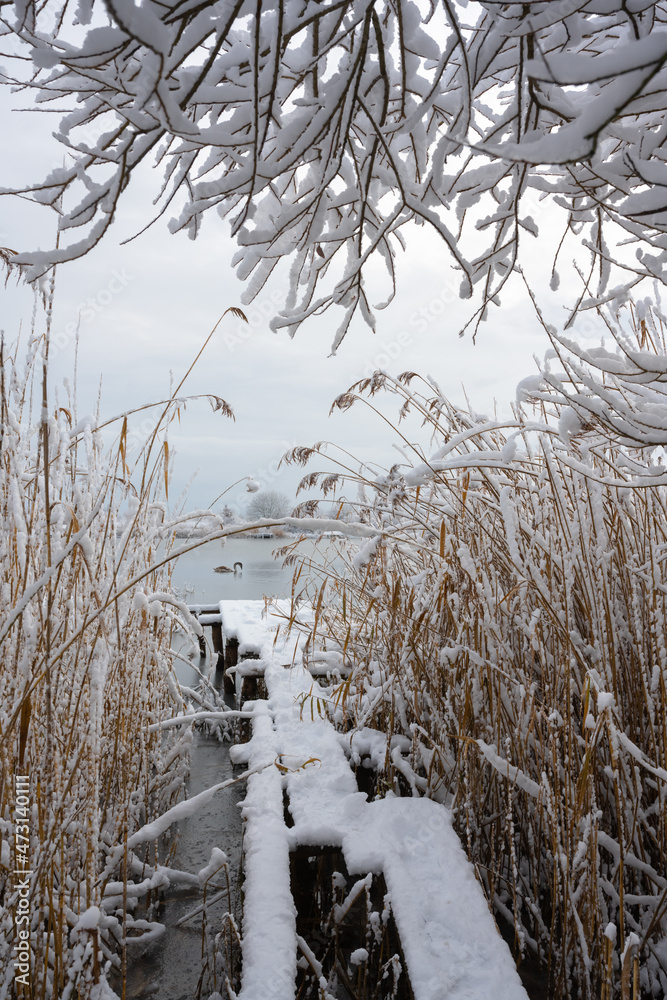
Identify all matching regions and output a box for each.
[289,305,667,1000]
[0,327,215,999]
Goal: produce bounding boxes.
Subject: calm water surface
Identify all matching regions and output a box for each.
[124,732,244,1000]
[170,534,348,606]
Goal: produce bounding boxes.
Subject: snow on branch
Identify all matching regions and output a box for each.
[524,300,667,471]
[5,2,667,341]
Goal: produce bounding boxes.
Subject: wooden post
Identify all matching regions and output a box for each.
[209,621,224,672]
[211,621,223,657]
[238,652,260,741]
[224,635,238,669]
[223,636,238,695]
[240,653,261,703]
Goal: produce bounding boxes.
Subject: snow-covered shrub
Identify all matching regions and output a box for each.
[0,330,204,999]
[289,305,667,1000]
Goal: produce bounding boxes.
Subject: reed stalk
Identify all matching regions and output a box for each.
[0,297,238,998]
[289,305,667,999]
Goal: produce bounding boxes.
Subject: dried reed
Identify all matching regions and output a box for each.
[0,302,235,998]
[289,306,667,1000]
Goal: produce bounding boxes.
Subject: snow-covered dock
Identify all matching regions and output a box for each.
[215,601,529,1000]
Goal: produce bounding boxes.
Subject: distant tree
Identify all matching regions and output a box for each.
[245,489,291,520]
[4,3,667,341]
[325,501,358,523]
[220,504,238,523]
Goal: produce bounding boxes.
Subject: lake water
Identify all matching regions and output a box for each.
[170,533,348,606]
[124,731,244,1000]
[168,532,351,690]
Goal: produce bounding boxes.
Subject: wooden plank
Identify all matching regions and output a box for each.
[226,603,530,1000]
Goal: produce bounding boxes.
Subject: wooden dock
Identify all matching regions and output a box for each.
[191,600,530,1000]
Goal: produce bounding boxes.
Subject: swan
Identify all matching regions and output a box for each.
[214,561,243,574]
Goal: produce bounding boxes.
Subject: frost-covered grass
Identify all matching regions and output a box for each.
[0,326,220,999]
[290,306,667,1000]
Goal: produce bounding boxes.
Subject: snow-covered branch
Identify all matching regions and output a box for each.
[5,2,667,342]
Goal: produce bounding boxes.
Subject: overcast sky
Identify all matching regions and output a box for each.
[0,84,600,517]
